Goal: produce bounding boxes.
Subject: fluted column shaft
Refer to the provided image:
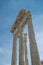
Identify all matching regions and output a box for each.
[11,33,17,65]
[19,27,25,65]
[23,34,28,65]
[28,16,41,65]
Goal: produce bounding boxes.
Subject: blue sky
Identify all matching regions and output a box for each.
[0,0,43,65]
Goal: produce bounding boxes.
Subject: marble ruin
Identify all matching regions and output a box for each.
[10,9,41,65]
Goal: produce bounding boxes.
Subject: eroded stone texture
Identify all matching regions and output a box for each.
[28,16,41,65]
[19,27,25,65]
[23,33,28,65]
[11,9,41,65]
[11,33,17,65]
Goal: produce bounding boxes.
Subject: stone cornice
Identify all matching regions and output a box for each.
[10,9,31,33]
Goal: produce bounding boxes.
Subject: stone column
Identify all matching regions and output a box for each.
[19,27,25,65]
[11,33,17,65]
[28,15,41,65]
[23,33,28,65]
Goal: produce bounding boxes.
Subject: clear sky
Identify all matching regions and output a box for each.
[0,0,43,65]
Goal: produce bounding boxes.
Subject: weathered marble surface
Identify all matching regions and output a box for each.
[11,10,41,65]
[28,16,41,65]
[19,27,25,65]
[23,34,28,65]
[11,34,17,65]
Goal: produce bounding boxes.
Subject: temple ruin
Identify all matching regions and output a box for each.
[10,9,41,65]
